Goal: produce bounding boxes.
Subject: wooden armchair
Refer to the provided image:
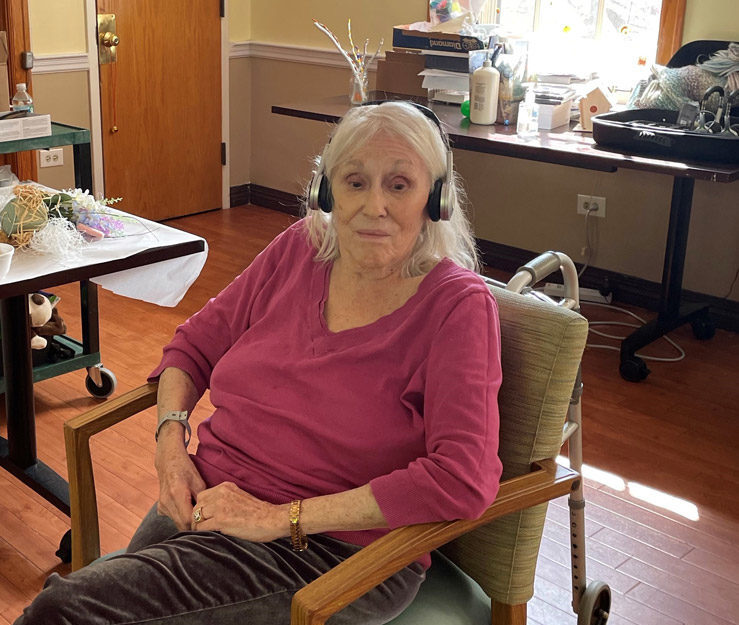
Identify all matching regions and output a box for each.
[64,282,588,624]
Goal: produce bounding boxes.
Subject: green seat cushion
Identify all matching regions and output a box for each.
[388,551,490,625]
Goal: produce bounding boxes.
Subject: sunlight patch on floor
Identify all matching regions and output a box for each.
[556,455,699,520]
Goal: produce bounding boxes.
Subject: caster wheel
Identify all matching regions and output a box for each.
[691,316,715,341]
[85,367,117,399]
[577,580,611,625]
[56,529,72,563]
[619,356,650,382]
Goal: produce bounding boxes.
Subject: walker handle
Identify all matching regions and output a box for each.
[516,251,562,284]
[506,251,580,307]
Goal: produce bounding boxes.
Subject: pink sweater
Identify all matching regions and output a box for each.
[149,221,503,562]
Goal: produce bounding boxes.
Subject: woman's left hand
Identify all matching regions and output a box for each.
[190,482,289,542]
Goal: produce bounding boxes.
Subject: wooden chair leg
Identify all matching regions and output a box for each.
[491,599,527,625]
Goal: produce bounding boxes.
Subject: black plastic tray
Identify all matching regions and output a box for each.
[592,109,739,164]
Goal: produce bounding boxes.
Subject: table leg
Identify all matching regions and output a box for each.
[0,295,71,515]
[619,176,713,381]
[73,142,93,192]
[1,295,36,467]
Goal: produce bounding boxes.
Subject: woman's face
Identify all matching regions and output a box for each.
[330,131,432,278]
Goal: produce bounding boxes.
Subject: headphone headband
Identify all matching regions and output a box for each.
[308,100,454,221]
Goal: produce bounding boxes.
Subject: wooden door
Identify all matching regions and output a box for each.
[0,0,36,182]
[97,0,222,221]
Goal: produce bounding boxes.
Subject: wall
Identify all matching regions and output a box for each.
[230,0,251,42]
[28,0,86,55]
[250,0,426,50]
[683,0,739,44]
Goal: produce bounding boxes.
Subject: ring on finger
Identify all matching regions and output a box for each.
[193,507,204,524]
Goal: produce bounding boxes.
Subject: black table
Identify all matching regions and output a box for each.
[272,95,739,381]
[0,219,205,555]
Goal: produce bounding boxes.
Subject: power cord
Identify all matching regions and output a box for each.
[578,204,598,278]
[577,176,603,279]
[581,301,686,363]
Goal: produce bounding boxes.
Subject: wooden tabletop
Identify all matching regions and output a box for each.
[272,94,739,183]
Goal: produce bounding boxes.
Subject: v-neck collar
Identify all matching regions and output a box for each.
[309,257,450,355]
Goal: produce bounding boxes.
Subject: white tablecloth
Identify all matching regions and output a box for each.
[0,209,208,307]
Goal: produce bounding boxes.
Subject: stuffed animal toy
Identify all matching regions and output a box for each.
[28,292,55,349]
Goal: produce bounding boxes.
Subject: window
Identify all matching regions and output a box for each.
[480,0,682,88]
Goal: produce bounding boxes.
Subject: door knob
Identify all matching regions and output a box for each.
[98,13,118,65]
[100,32,119,47]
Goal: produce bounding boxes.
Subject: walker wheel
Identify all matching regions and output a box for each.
[690,316,715,341]
[619,356,650,382]
[85,367,117,399]
[577,581,611,625]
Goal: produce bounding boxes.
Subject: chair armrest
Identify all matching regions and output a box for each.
[64,382,159,570]
[290,459,578,625]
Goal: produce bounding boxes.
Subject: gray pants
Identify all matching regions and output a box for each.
[15,506,425,625]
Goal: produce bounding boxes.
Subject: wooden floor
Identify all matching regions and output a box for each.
[1,205,737,624]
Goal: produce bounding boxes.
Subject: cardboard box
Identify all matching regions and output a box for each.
[393,24,485,53]
[376,51,426,97]
[0,32,10,113]
[0,112,52,141]
[538,99,572,129]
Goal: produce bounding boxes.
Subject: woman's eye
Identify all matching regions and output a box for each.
[346,177,363,189]
[391,180,408,191]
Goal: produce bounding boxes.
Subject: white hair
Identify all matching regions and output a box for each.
[303,101,479,277]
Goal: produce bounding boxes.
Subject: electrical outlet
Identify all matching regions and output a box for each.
[577,194,606,218]
[39,148,64,168]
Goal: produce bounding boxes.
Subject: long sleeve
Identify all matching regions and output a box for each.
[369,290,503,527]
[147,224,296,396]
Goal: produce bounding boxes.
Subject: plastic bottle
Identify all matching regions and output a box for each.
[469,58,499,125]
[516,87,539,137]
[11,83,33,113]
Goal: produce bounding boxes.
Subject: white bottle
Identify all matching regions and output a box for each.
[517,88,539,137]
[11,83,33,113]
[469,59,499,125]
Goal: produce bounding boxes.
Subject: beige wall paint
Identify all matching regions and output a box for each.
[32,71,91,190]
[28,0,87,55]
[683,0,739,44]
[229,0,251,42]
[251,0,426,50]
[229,58,251,185]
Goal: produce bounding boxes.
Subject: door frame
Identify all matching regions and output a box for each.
[84,0,229,208]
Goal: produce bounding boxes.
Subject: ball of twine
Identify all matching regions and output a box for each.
[2,185,50,247]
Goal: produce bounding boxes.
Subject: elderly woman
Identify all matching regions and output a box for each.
[16,101,502,625]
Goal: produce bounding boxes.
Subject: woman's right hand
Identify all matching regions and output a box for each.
[154,422,206,530]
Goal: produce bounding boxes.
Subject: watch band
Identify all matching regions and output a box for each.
[155,410,191,446]
[289,499,308,551]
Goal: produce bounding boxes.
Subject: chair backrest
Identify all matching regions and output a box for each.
[440,284,588,606]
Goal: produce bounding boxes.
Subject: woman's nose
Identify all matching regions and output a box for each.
[362,185,387,217]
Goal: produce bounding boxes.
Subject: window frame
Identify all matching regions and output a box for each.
[475,0,686,64]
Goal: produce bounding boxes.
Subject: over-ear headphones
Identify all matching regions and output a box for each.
[307,101,454,222]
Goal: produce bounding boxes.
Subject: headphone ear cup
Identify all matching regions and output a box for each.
[317,175,332,213]
[427,179,443,222]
